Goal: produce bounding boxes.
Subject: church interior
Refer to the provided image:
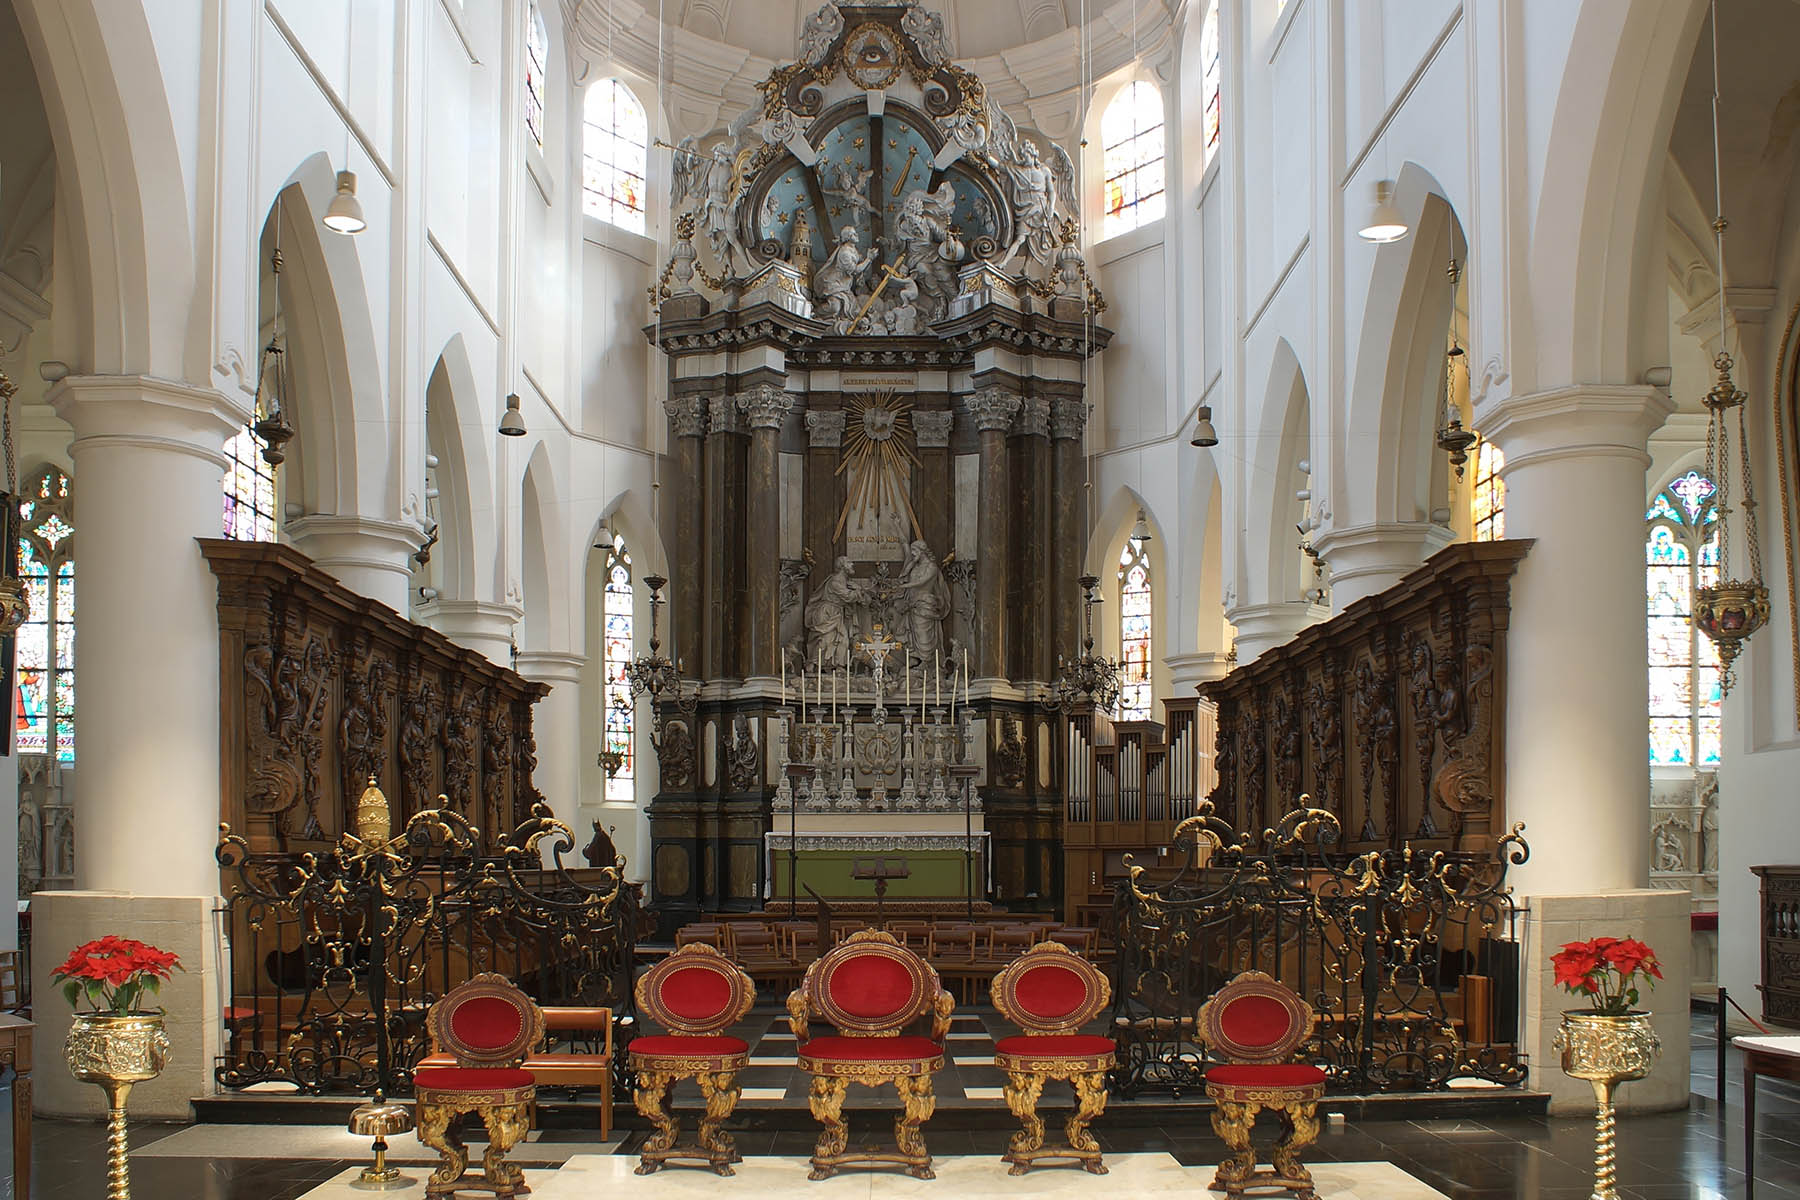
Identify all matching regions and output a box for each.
[0,0,1799,1197]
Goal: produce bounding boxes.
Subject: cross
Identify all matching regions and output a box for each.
[849,263,911,332]
[856,622,903,678]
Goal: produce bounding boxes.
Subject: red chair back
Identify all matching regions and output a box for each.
[426,973,545,1067]
[803,929,941,1034]
[1196,970,1314,1063]
[636,943,755,1034]
[991,941,1110,1033]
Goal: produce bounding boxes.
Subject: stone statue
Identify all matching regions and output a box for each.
[824,160,878,223]
[894,182,964,324]
[895,540,951,664]
[1000,137,1076,269]
[885,278,921,334]
[805,555,871,666]
[700,143,748,276]
[814,226,876,322]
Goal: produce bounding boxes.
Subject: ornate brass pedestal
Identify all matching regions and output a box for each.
[1554,1011,1661,1200]
[348,1090,416,1190]
[65,1013,169,1200]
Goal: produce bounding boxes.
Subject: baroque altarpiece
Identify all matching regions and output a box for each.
[643,1,1110,925]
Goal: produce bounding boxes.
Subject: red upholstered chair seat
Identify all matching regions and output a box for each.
[1205,1063,1327,1088]
[629,1034,750,1057]
[798,1035,943,1061]
[413,1066,536,1091]
[993,1034,1115,1058]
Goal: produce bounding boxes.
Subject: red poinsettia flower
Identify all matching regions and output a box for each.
[51,936,183,1016]
[1550,933,1660,1015]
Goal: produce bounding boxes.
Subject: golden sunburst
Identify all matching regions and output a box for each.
[833,389,921,544]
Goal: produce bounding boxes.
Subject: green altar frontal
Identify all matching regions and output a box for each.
[766,834,989,901]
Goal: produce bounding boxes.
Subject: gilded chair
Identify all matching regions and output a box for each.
[413,974,545,1199]
[627,943,757,1175]
[1195,971,1327,1199]
[989,941,1115,1175]
[788,929,953,1180]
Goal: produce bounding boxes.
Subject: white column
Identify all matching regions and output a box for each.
[514,651,586,836]
[1165,651,1233,693]
[285,514,421,613]
[1224,601,1319,665]
[1482,385,1673,894]
[1312,521,1455,611]
[425,599,523,667]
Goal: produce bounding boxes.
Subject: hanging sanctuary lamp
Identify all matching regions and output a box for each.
[1435,259,1477,479]
[1691,1,1768,695]
[0,350,26,635]
[252,215,295,466]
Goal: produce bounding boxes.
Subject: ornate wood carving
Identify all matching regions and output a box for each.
[1754,865,1800,1028]
[204,540,548,852]
[1201,541,1529,852]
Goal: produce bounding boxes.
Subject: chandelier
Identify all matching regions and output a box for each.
[1690,0,1768,694]
[1436,259,1478,479]
[1048,574,1122,712]
[623,574,698,747]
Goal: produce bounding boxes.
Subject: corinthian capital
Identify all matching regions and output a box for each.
[964,385,1022,433]
[805,409,845,448]
[664,395,709,438]
[1051,397,1088,441]
[707,393,742,435]
[1015,395,1050,438]
[912,409,955,448]
[738,384,795,431]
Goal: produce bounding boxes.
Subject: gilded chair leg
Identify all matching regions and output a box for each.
[1068,1071,1109,1174]
[416,1103,467,1196]
[893,1074,937,1180]
[632,1071,678,1175]
[807,1075,850,1180]
[1210,1100,1259,1195]
[697,1071,743,1175]
[1271,1101,1319,1199]
[1001,1071,1047,1175]
[479,1101,532,1198]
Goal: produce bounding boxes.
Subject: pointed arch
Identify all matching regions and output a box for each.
[424,336,495,601]
[520,442,572,653]
[1243,339,1313,608]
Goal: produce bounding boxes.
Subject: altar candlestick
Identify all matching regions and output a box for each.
[963,648,970,703]
[949,666,956,725]
[905,658,910,708]
[934,650,941,706]
[832,668,839,724]
[816,647,824,710]
[780,658,786,705]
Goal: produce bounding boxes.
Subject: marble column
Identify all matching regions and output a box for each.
[514,651,587,833]
[912,409,954,564]
[1311,520,1455,612]
[1481,384,1673,895]
[966,386,1021,679]
[1050,398,1088,671]
[286,514,422,613]
[40,375,237,1118]
[664,396,708,670]
[427,599,524,667]
[740,384,794,681]
[702,394,745,679]
[804,408,845,583]
[1013,395,1052,681]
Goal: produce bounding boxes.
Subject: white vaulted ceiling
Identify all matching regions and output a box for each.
[662,0,1094,61]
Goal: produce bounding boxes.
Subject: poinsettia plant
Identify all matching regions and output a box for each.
[51,936,183,1016]
[1551,936,1661,1016]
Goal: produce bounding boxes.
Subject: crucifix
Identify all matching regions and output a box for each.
[848,263,911,333]
[856,622,903,726]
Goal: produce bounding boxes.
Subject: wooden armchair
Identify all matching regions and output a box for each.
[990,941,1115,1174]
[413,974,543,1199]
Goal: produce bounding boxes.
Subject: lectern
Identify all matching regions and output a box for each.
[852,858,910,921]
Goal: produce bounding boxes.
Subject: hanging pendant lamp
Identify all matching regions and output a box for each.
[323,170,367,235]
[1358,180,1409,244]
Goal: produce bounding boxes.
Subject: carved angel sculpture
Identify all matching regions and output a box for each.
[699,143,749,277]
[669,135,705,212]
[1000,137,1077,269]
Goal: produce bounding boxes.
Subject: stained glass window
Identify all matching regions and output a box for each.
[603,534,635,803]
[1472,442,1505,542]
[583,78,648,233]
[1201,2,1222,166]
[1118,534,1153,721]
[222,423,277,542]
[17,467,74,762]
[1102,81,1166,238]
[1646,471,1721,766]
[524,2,549,150]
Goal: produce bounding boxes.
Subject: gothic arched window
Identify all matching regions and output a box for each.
[583,78,649,233]
[524,2,549,150]
[1646,470,1721,766]
[223,424,277,542]
[1471,442,1505,542]
[602,533,635,802]
[1201,2,1222,167]
[1102,81,1166,238]
[1118,534,1153,721]
[17,467,74,762]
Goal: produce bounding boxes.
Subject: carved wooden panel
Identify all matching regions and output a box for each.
[203,540,548,853]
[1755,864,1800,1028]
[1200,541,1531,853]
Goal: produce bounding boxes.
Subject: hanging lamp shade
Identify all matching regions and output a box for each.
[499,391,527,437]
[1357,180,1409,244]
[1190,404,1219,447]
[323,170,367,234]
[1130,510,1152,543]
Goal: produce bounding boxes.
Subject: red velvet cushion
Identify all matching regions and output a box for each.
[1206,1063,1326,1087]
[629,1034,749,1057]
[799,1035,942,1061]
[1218,994,1293,1051]
[995,1034,1115,1057]
[825,954,917,1022]
[660,964,733,1024]
[450,995,524,1052]
[1013,962,1089,1024]
[414,1067,535,1090]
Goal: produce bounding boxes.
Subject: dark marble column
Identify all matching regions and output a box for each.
[703,394,745,680]
[803,408,844,579]
[740,384,794,679]
[664,396,708,669]
[966,386,1021,679]
[912,409,954,565]
[1050,397,1087,675]
[1012,395,1052,682]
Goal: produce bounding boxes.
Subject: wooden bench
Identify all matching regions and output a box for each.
[420,1005,613,1140]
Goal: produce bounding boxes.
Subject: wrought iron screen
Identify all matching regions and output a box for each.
[1110,800,1529,1096]
[215,803,638,1096]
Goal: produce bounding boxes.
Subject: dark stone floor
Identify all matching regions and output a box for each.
[5,1010,1798,1200]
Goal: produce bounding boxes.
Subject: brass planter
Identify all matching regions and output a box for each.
[1554,1011,1660,1200]
[66,1013,170,1200]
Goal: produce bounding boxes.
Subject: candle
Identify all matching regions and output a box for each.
[934,650,941,706]
[905,657,911,708]
[833,668,839,724]
[781,658,787,705]
[949,664,956,725]
[964,648,970,703]
[816,647,824,710]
